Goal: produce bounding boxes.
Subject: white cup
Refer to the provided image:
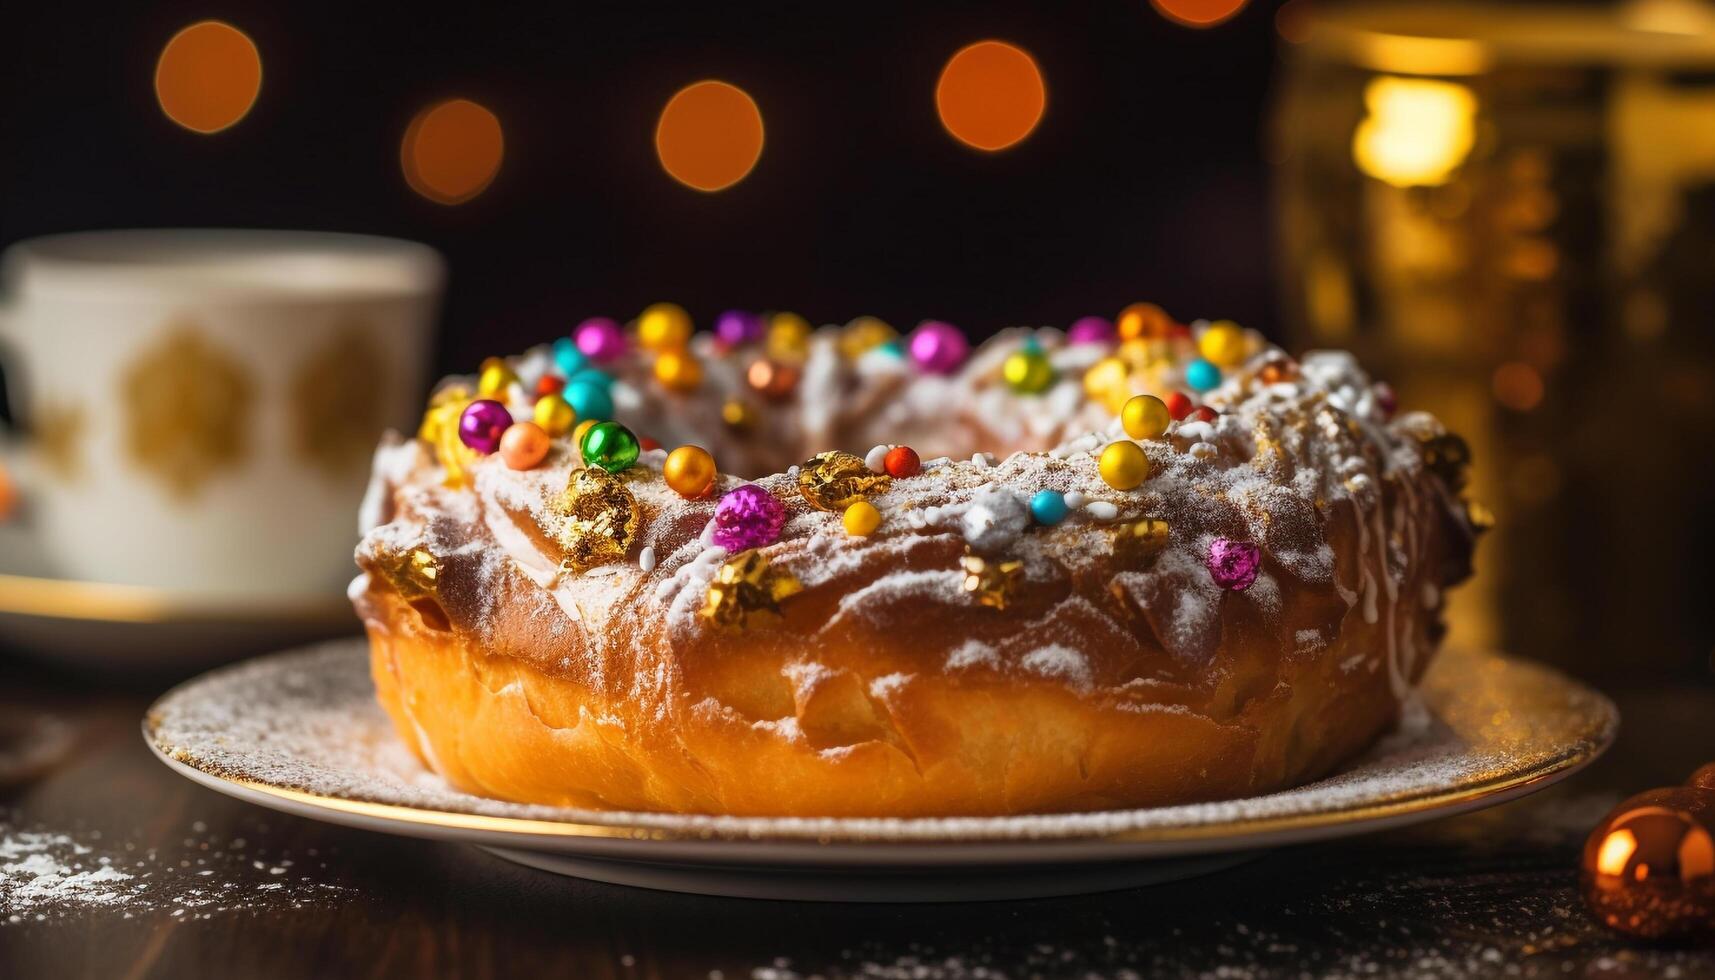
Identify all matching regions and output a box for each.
[0,229,442,597]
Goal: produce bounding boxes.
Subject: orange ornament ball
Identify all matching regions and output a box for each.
[664,445,717,498]
[1581,787,1715,941]
[499,422,551,470]
[1690,762,1715,791]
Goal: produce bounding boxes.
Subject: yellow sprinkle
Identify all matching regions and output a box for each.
[533,394,576,436]
[1099,441,1151,490]
[572,418,599,450]
[1121,394,1170,441]
[843,500,882,536]
[637,302,692,351]
[1198,321,1248,368]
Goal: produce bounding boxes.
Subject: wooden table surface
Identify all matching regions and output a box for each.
[3,647,1713,980]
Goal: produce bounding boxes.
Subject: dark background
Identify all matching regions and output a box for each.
[0,0,1283,380]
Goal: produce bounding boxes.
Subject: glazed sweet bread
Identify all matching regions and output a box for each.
[351,307,1483,817]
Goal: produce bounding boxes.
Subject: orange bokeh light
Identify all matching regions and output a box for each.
[1492,361,1545,412]
[402,99,505,205]
[655,81,765,192]
[155,21,262,134]
[936,41,1046,152]
[1151,0,1250,29]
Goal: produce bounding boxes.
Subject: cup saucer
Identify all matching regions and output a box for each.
[0,524,355,671]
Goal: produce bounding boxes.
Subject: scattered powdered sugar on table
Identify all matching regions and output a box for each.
[146,640,1614,845]
[0,819,351,925]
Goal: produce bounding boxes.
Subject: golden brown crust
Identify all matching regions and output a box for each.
[353,333,1478,817]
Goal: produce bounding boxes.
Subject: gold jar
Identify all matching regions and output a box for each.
[1275,1,1715,680]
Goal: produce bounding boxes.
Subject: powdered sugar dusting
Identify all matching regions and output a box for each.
[0,821,351,925]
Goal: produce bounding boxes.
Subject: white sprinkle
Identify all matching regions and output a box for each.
[639,546,656,573]
[1085,501,1118,521]
[864,445,890,473]
[1062,490,1087,509]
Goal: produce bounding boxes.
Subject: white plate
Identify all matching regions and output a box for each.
[0,524,354,669]
[144,641,1617,901]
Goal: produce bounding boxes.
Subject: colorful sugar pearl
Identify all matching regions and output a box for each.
[664,445,717,498]
[572,418,598,448]
[1003,348,1056,394]
[1258,358,1297,385]
[532,394,576,436]
[1084,356,1130,401]
[1373,381,1398,419]
[843,500,882,537]
[883,446,921,478]
[836,316,895,358]
[637,302,692,352]
[1164,391,1194,421]
[1116,302,1172,341]
[907,320,968,375]
[1197,321,1248,368]
[535,374,566,398]
[715,309,764,347]
[580,421,640,474]
[1029,490,1069,525]
[553,337,587,377]
[500,421,551,470]
[565,379,614,421]
[721,398,757,431]
[1207,538,1261,590]
[574,317,626,362]
[457,399,512,454]
[712,484,785,551]
[1066,316,1114,345]
[746,358,800,400]
[767,312,812,362]
[654,349,703,392]
[477,357,517,398]
[1099,441,1151,490]
[1121,394,1171,441]
[1188,406,1219,424]
[640,435,661,452]
[1184,358,1222,392]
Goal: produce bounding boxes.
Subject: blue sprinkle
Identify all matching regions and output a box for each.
[553,338,587,377]
[569,367,615,390]
[565,380,614,421]
[1185,358,1222,392]
[875,339,905,358]
[1029,490,1069,526]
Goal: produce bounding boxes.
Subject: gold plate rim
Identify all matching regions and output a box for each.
[144,644,1618,848]
[0,571,354,626]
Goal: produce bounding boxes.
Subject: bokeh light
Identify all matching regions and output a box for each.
[655,81,765,192]
[1151,0,1250,29]
[402,99,505,205]
[1352,76,1477,188]
[154,21,261,134]
[1492,361,1545,412]
[936,41,1046,152]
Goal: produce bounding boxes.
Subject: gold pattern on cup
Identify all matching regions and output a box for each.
[121,325,254,499]
[289,323,388,479]
[33,401,86,482]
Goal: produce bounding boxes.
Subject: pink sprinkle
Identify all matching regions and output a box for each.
[711,485,785,551]
[1207,538,1260,590]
